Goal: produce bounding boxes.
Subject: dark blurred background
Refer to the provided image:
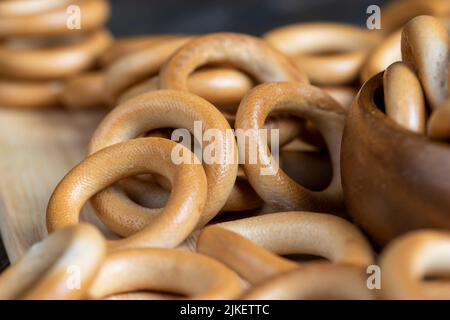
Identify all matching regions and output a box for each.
[0,0,390,271]
[107,0,388,36]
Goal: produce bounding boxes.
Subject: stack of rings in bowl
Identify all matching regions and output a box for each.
[0,0,450,300]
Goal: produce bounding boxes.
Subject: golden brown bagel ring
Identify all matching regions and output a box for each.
[428,99,450,141]
[47,137,208,251]
[159,32,308,92]
[401,16,449,110]
[0,30,112,80]
[99,35,180,67]
[197,226,297,284]
[379,230,450,299]
[158,34,314,204]
[361,29,402,82]
[242,262,374,300]
[61,72,107,109]
[88,248,243,300]
[264,23,381,85]
[321,86,358,110]
[88,90,238,235]
[120,82,300,149]
[222,111,306,149]
[187,67,254,113]
[235,82,346,213]
[119,74,300,147]
[0,0,110,37]
[220,175,264,212]
[381,0,450,35]
[0,0,74,17]
[117,67,254,113]
[197,212,374,284]
[293,52,365,86]
[0,78,63,109]
[383,62,426,133]
[359,15,447,83]
[96,99,260,214]
[0,224,105,300]
[105,37,192,102]
[117,77,160,104]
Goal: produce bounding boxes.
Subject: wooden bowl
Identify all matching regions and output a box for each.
[341,73,450,246]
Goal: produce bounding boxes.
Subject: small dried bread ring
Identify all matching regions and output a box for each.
[197,225,297,284]
[0,78,63,109]
[381,0,450,34]
[197,211,374,285]
[47,137,207,251]
[242,262,374,300]
[0,224,105,300]
[361,29,402,83]
[264,23,381,85]
[117,68,254,113]
[88,90,237,234]
[99,34,180,67]
[428,99,450,141]
[105,37,192,102]
[383,62,426,133]
[0,29,112,80]
[61,72,107,109]
[0,0,110,37]
[120,81,301,149]
[0,0,74,17]
[379,230,450,299]
[159,32,309,92]
[235,82,346,213]
[401,15,449,110]
[87,248,243,300]
[322,86,358,110]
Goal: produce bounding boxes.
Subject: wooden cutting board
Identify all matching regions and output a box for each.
[0,108,112,263]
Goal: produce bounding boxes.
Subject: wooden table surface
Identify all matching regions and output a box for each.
[0,108,109,268]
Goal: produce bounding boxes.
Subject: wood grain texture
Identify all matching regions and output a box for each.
[0,108,111,263]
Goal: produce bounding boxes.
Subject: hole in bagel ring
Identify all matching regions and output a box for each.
[235,82,346,213]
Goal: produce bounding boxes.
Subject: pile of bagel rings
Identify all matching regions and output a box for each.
[0,0,449,300]
[0,0,112,109]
